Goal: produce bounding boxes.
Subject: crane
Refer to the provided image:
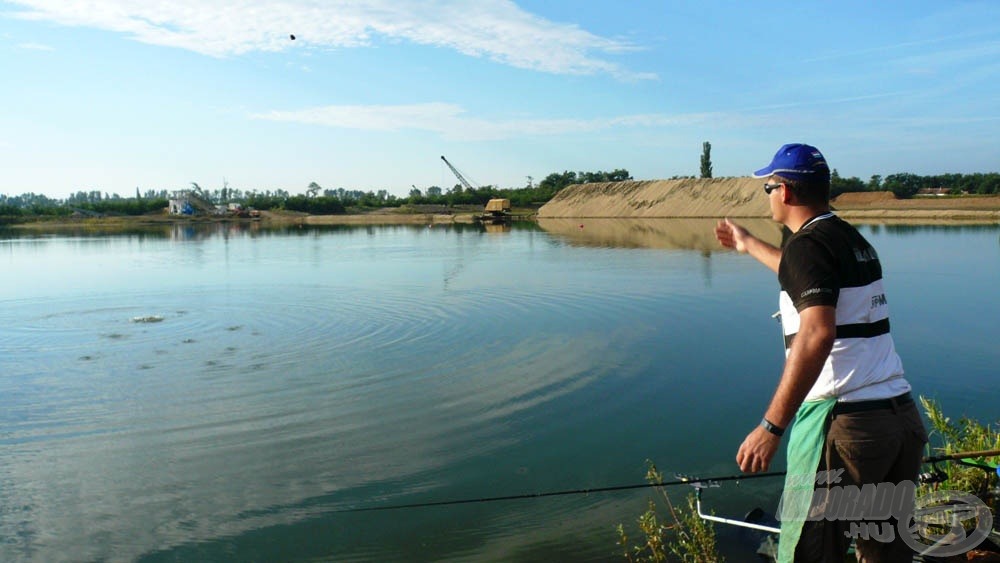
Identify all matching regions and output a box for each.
[440,155,476,191]
[439,155,511,222]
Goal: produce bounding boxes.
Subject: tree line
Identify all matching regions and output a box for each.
[2,168,997,219]
[0,168,634,217]
[832,171,1000,198]
[0,190,170,217]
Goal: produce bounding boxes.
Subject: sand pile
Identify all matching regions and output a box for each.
[832,191,897,205]
[537,177,769,218]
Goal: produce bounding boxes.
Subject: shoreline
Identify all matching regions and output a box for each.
[2,196,999,231]
[3,210,997,231]
[835,209,1000,224]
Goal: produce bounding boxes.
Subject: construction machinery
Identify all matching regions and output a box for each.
[440,155,479,192]
[440,155,511,222]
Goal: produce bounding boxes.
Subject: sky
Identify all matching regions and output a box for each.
[1,1,999,199]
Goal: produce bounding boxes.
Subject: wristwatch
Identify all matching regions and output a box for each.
[760,417,785,437]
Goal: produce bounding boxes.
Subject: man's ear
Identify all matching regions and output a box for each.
[780,184,795,205]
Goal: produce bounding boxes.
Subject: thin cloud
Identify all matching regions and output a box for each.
[16,41,54,51]
[893,40,1000,70]
[803,30,999,63]
[737,91,909,113]
[252,103,719,141]
[6,0,654,79]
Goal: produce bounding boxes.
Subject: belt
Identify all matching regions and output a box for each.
[832,392,913,415]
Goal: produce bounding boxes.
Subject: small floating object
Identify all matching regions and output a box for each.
[290,34,296,40]
[131,315,164,323]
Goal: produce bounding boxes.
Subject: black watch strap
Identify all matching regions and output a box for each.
[760,417,785,437]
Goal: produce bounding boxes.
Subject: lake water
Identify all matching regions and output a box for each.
[2,219,998,562]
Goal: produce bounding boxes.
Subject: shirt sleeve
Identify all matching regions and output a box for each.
[778,235,839,311]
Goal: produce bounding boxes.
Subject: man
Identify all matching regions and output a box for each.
[714,144,927,561]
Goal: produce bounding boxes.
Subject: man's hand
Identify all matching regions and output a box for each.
[714,218,782,273]
[714,218,751,253]
[736,425,781,473]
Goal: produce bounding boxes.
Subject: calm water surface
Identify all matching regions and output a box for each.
[1,220,997,562]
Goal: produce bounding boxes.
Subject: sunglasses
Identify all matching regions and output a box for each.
[763,182,784,195]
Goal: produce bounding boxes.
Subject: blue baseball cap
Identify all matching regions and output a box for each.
[753,143,830,181]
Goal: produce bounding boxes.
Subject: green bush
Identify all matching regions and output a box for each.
[283,195,346,214]
[920,396,1000,510]
[616,462,722,562]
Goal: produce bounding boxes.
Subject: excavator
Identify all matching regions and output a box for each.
[440,155,510,221]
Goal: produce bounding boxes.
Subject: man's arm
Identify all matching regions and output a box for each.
[714,218,782,273]
[736,305,836,473]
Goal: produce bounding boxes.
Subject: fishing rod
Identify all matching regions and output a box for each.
[697,449,1000,535]
[920,448,1000,482]
[335,450,1000,516]
[924,449,1000,464]
[333,471,786,514]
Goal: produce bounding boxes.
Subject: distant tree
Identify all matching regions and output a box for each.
[608,168,633,182]
[868,175,882,191]
[976,173,1000,195]
[882,173,923,199]
[700,141,713,178]
[530,169,632,203]
[284,195,345,214]
[0,203,23,217]
[540,171,577,190]
[306,182,321,198]
[830,169,866,198]
[576,169,632,184]
[426,186,443,197]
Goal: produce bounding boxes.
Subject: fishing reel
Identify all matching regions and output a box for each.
[674,473,720,492]
[917,462,948,485]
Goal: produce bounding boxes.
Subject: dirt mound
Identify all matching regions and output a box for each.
[537,177,769,218]
[832,191,897,205]
[539,180,999,222]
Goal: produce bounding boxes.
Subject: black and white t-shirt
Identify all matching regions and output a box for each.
[777,213,910,402]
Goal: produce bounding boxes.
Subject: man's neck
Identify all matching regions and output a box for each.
[785,206,832,232]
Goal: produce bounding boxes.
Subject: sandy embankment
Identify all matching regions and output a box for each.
[538,177,770,218]
[828,191,1000,223]
[538,178,1000,223]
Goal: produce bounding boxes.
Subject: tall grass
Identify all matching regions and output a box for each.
[616,400,999,561]
[919,396,1000,511]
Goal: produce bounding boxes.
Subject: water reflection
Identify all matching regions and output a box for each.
[874,223,1000,235]
[0,273,645,561]
[537,218,784,251]
[1,220,997,562]
[0,220,543,245]
[482,222,512,234]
